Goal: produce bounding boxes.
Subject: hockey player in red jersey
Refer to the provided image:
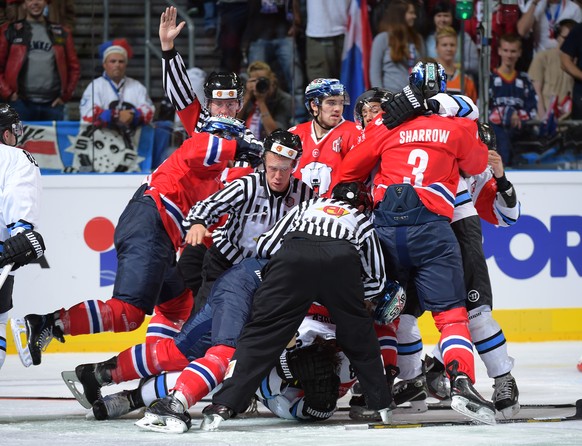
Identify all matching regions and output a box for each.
[289,78,361,197]
[16,117,263,367]
[337,62,497,425]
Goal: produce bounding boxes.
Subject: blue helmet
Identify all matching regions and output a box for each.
[372,280,407,325]
[200,116,246,140]
[409,61,447,99]
[304,78,350,114]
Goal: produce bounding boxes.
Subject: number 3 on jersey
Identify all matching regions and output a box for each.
[403,148,428,186]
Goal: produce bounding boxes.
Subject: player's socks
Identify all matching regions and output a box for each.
[113,339,189,383]
[433,307,475,382]
[146,312,184,343]
[172,345,235,407]
[60,298,145,335]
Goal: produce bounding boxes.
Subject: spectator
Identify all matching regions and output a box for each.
[244,0,304,123]
[560,20,582,119]
[424,0,478,82]
[435,27,478,102]
[529,19,576,120]
[464,0,520,70]
[0,0,79,121]
[79,38,155,131]
[369,0,425,92]
[0,0,74,28]
[304,0,350,81]
[187,0,217,37]
[488,33,538,166]
[216,0,248,75]
[238,60,293,140]
[517,0,582,54]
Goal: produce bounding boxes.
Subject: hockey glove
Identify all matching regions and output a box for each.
[234,137,264,168]
[285,342,339,383]
[477,121,497,151]
[0,230,45,269]
[381,84,427,129]
[301,373,341,420]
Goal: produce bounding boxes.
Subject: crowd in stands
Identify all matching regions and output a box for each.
[1,0,582,170]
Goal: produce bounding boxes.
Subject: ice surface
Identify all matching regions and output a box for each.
[1,341,581,445]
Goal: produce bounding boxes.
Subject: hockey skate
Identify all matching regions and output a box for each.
[450,372,496,425]
[200,403,235,431]
[425,355,450,401]
[492,372,520,419]
[11,313,65,367]
[62,357,116,408]
[91,389,145,420]
[135,394,192,434]
[349,365,398,421]
[392,373,429,413]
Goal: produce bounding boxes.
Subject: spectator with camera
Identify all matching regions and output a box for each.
[238,61,293,140]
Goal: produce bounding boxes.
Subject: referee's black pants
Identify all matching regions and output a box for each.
[212,235,391,413]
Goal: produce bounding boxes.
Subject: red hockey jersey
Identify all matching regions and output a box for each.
[144,132,237,250]
[289,119,362,197]
[338,115,488,220]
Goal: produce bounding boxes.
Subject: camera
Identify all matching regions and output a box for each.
[255,77,271,94]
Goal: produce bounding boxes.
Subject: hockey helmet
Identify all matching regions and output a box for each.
[354,87,394,127]
[304,78,350,114]
[331,182,372,212]
[200,116,246,140]
[0,103,23,142]
[263,129,302,161]
[204,71,245,109]
[372,280,407,325]
[409,61,447,99]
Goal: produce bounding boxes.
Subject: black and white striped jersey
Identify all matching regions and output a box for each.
[256,197,386,299]
[184,171,315,264]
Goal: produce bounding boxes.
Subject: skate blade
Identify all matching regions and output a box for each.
[135,413,189,434]
[10,318,33,367]
[451,395,497,425]
[393,399,428,414]
[498,402,521,419]
[200,414,223,431]
[61,370,92,409]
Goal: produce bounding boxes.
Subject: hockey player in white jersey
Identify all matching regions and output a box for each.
[0,104,46,371]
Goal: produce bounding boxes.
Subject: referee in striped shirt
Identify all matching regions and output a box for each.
[202,182,393,429]
[183,130,314,311]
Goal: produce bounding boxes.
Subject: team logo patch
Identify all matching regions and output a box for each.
[467,290,480,303]
[320,205,350,217]
[212,89,237,99]
[285,196,295,207]
[312,148,320,158]
[224,360,236,379]
[332,137,342,153]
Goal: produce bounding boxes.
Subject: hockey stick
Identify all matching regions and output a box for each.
[0,263,13,288]
[345,399,582,430]
[338,402,578,412]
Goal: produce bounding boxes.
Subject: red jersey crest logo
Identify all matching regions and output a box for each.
[332,137,343,153]
[312,148,320,158]
[321,205,350,217]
